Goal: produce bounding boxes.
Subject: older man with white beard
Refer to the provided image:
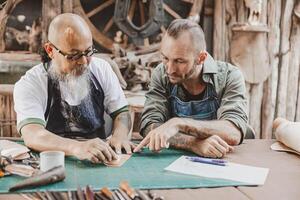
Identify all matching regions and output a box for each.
[13,13,134,163]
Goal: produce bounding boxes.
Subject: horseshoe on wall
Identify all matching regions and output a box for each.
[114,0,164,45]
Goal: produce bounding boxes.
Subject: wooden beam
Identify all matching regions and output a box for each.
[143,38,149,47]
[42,0,62,43]
[276,0,294,118]
[87,0,114,18]
[103,17,114,34]
[0,84,14,95]
[236,0,247,22]
[296,69,300,121]
[249,83,264,139]
[286,13,300,121]
[225,0,237,61]
[73,0,114,50]
[0,0,23,52]
[261,1,281,139]
[139,0,145,25]
[128,0,137,21]
[297,0,300,121]
[63,0,73,13]
[213,0,226,60]
[181,0,194,3]
[0,84,16,137]
[188,0,204,18]
[160,25,166,33]
[231,24,269,32]
[163,3,182,19]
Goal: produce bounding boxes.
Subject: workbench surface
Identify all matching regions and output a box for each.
[1,139,300,200]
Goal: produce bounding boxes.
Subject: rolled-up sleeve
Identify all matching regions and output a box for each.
[217,67,249,144]
[140,65,170,136]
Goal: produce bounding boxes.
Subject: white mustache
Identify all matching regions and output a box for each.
[48,63,91,105]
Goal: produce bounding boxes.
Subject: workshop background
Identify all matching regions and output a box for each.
[0,0,299,139]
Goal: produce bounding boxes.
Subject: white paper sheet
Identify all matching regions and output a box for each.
[165,156,269,185]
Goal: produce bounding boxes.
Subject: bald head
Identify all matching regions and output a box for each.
[48,13,92,50]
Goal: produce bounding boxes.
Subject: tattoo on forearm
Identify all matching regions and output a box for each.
[169,133,193,150]
[178,122,213,139]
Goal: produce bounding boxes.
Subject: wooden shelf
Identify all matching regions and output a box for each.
[232,23,269,32]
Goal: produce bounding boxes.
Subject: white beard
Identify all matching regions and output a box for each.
[48,62,91,106]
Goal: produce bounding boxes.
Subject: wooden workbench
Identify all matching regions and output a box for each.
[1,139,300,200]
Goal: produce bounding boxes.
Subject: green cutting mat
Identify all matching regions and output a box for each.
[1,149,248,193]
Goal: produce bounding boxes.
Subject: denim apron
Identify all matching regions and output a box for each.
[44,71,106,139]
[170,84,220,120]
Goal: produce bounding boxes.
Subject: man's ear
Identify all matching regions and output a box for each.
[197,51,208,64]
[44,43,54,59]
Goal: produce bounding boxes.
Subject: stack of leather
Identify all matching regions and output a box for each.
[0,140,39,177]
[0,140,66,192]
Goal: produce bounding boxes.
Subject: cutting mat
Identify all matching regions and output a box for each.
[1,149,247,193]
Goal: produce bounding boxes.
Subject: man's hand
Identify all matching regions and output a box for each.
[190,135,234,158]
[108,134,136,154]
[134,118,179,152]
[108,111,135,154]
[73,138,117,163]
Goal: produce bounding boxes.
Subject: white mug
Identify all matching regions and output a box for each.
[40,151,65,172]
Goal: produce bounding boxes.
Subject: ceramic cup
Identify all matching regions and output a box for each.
[40,151,65,172]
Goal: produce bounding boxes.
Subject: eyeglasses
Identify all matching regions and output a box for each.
[51,43,98,61]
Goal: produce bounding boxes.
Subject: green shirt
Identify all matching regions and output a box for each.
[140,54,252,144]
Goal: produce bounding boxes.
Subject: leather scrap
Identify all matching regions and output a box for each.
[103,154,131,167]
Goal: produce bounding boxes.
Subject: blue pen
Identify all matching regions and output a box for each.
[186,157,226,166]
[187,156,228,163]
[186,156,227,166]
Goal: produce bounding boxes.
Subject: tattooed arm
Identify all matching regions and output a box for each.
[168,133,195,151]
[134,118,237,158]
[175,118,241,145]
[169,133,234,158]
[140,123,198,153]
[141,116,241,146]
[108,111,136,154]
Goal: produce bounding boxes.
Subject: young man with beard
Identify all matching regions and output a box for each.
[14,13,133,163]
[134,19,253,158]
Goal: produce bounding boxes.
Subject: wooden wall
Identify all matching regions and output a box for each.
[0,0,299,139]
[0,85,17,137]
[213,0,300,138]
